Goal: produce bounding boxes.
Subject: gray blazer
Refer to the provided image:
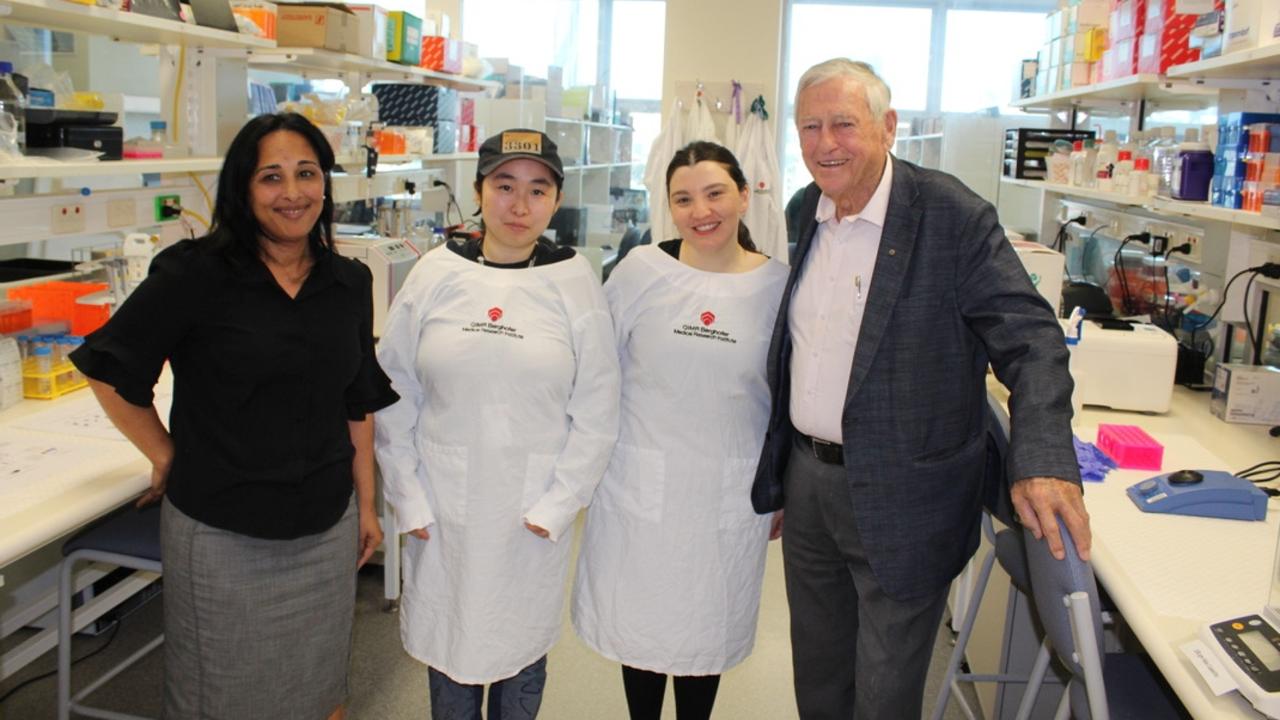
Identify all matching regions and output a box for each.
[751,157,1081,600]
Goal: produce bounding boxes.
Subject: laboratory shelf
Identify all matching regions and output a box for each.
[420,153,479,162]
[545,117,634,131]
[330,166,443,204]
[0,156,223,180]
[1151,198,1280,231]
[1168,44,1280,81]
[1001,177,1280,231]
[0,0,275,49]
[247,47,499,92]
[1011,74,1218,112]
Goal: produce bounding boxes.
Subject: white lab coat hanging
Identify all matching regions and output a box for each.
[644,99,688,244]
[375,246,620,684]
[735,112,789,264]
[572,244,788,676]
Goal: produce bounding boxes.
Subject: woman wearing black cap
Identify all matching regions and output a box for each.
[375,129,620,719]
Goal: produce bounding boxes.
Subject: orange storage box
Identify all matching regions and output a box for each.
[8,281,110,336]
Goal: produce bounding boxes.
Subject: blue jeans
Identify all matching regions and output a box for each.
[428,656,548,720]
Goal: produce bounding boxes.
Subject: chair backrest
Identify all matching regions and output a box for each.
[1022,523,1105,719]
[984,390,1106,719]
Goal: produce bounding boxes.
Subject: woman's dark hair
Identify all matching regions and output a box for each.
[665,141,758,253]
[205,112,336,260]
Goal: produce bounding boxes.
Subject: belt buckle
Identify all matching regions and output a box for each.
[809,435,841,464]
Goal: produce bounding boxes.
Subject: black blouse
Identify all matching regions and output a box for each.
[70,240,399,540]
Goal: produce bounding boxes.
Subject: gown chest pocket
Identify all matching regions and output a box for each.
[602,444,665,524]
[420,440,469,524]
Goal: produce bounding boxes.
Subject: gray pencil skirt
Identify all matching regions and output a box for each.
[160,496,358,720]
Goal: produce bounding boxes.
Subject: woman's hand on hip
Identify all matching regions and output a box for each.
[357,508,383,568]
[136,453,172,508]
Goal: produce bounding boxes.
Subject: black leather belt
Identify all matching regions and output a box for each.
[797,432,844,465]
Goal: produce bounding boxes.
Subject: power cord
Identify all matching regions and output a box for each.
[0,619,121,705]
[432,179,464,227]
[1054,215,1087,253]
[1187,263,1280,358]
[1113,232,1150,315]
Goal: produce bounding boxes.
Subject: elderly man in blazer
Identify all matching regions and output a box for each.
[751,58,1091,719]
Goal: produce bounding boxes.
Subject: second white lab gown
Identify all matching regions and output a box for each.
[571,244,788,676]
[644,100,687,244]
[735,113,789,264]
[375,245,620,684]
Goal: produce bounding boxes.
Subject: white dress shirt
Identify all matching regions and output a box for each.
[788,159,893,443]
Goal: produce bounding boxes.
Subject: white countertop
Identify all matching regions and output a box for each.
[990,381,1277,718]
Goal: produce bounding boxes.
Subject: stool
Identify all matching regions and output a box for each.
[57,503,162,720]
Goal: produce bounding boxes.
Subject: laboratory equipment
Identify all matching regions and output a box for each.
[1095,423,1163,469]
[333,235,422,337]
[1126,470,1267,520]
[1065,319,1177,413]
[1198,526,1280,718]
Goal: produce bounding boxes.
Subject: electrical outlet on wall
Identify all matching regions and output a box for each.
[51,203,86,234]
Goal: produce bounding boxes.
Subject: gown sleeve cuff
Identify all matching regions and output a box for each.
[523,486,581,542]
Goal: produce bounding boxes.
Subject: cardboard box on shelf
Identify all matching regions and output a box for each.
[386,11,422,65]
[229,0,276,40]
[346,4,387,60]
[1062,62,1093,89]
[1068,0,1110,33]
[420,36,462,74]
[276,4,358,53]
[1226,0,1280,52]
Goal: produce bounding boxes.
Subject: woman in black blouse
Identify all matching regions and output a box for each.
[70,112,399,720]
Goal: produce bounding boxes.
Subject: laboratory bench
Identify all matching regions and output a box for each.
[978,379,1277,718]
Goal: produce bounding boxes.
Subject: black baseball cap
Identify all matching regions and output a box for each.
[476,129,564,181]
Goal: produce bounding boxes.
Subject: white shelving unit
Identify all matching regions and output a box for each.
[0,0,274,48]
[542,116,642,246]
[895,133,943,169]
[248,48,499,92]
[0,156,224,181]
[1001,177,1280,232]
[1012,74,1218,113]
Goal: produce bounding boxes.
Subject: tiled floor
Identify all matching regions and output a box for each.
[0,530,978,719]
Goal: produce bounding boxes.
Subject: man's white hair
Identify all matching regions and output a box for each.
[795,59,892,121]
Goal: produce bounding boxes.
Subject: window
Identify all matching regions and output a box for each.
[462,0,599,86]
[941,10,1046,114]
[787,4,931,113]
[780,0,1057,200]
[609,1,664,101]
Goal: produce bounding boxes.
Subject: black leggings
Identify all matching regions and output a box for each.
[621,665,721,720]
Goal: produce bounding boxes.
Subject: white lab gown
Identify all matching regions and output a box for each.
[735,113,789,264]
[375,245,620,684]
[644,100,687,244]
[571,244,788,676]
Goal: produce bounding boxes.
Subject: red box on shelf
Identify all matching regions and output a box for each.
[1107,0,1147,45]
[1100,37,1138,81]
[459,97,475,125]
[419,36,462,74]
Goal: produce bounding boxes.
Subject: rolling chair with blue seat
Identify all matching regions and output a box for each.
[57,503,163,720]
[931,395,1185,720]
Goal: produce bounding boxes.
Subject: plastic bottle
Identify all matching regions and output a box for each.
[1069,140,1088,187]
[1152,126,1179,197]
[1113,149,1135,195]
[1095,130,1119,183]
[1131,157,1156,197]
[0,61,27,154]
[1172,128,1214,202]
[1083,138,1098,188]
[1047,139,1073,185]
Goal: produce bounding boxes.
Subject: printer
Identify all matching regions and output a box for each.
[334,235,422,337]
[1067,319,1177,413]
